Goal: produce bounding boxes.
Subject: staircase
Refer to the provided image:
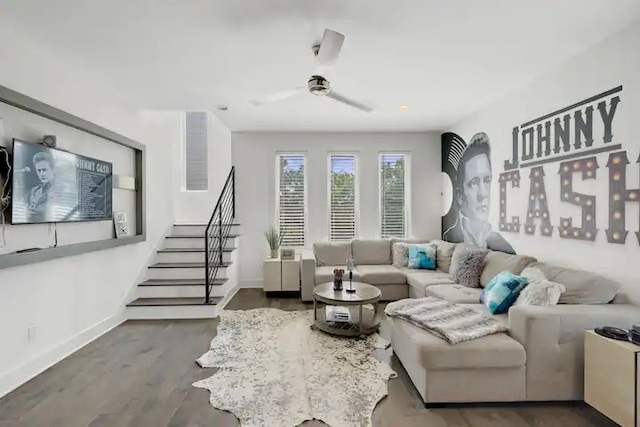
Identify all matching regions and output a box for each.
[127,166,239,319]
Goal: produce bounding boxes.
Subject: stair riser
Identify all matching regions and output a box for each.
[127,305,218,320]
[137,285,207,298]
[163,236,238,250]
[172,224,240,236]
[147,266,227,280]
[155,251,232,264]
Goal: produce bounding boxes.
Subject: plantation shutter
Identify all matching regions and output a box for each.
[184,111,208,191]
[277,154,306,247]
[329,154,357,241]
[380,154,407,238]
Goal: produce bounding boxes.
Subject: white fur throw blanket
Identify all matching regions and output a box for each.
[384,297,507,344]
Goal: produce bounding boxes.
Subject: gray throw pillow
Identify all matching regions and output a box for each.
[391,242,410,268]
[450,245,489,288]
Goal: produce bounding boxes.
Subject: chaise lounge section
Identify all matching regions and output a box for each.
[301,237,640,403]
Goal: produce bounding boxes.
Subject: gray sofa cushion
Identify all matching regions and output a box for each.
[479,251,537,287]
[430,240,457,273]
[530,262,620,304]
[352,239,391,265]
[315,265,362,284]
[313,242,351,266]
[426,284,482,304]
[402,268,456,297]
[387,313,524,370]
[356,265,406,285]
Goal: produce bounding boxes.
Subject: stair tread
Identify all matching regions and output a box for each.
[157,247,236,253]
[174,223,240,226]
[138,278,227,286]
[127,297,222,307]
[149,262,231,268]
[167,234,240,239]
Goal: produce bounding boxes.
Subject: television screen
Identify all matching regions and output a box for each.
[11,139,113,224]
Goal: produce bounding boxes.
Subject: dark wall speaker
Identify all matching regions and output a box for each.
[42,135,57,147]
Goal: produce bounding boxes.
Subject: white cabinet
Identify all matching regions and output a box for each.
[584,330,640,427]
[263,255,300,292]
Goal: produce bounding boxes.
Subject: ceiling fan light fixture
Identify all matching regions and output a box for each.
[308,75,331,96]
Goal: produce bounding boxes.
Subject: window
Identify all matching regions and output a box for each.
[276,154,306,247]
[183,111,208,191]
[329,154,358,241]
[379,153,409,238]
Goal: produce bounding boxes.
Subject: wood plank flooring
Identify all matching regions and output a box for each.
[0,289,618,427]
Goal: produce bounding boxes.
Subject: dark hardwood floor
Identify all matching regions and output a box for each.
[0,289,617,427]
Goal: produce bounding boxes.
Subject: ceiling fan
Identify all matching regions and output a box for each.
[250,29,373,112]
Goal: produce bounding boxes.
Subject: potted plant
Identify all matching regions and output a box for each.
[264,226,283,258]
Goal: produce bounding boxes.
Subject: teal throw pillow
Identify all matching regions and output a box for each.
[480,271,529,314]
[408,244,436,270]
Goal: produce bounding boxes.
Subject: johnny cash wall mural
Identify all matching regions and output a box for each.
[442,132,516,253]
[442,85,639,252]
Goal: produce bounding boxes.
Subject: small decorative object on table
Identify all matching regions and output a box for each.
[345,258,355,293]
[264,225,283,258]
[280,248,295,260]
[113,212,129,238]
[333,268,344,291]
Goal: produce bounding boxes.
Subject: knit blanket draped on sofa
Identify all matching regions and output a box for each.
[384,297,507,344]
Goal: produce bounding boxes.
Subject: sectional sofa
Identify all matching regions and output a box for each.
[300,238,640,404]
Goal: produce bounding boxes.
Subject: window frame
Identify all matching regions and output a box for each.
[327,152,360,241]
[275,152,308,248]
[378,152,411,238]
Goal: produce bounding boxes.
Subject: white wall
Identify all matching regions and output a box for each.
[137,110,232,224]
[446,19,640,303]
[232,132,441,285]
[174,112,232,223]
[0,24,175,397]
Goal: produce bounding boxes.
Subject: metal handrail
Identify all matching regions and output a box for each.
[204,167,235,303]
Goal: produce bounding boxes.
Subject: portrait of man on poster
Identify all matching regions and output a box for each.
[443,132,515,254]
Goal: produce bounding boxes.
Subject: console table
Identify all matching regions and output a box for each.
[584,330,640,427]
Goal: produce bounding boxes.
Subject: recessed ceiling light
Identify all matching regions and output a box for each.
[398,105,410,111]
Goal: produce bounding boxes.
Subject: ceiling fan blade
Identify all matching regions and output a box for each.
[326,90,373,112]
[316,29,345,67]
[251,87,307,105]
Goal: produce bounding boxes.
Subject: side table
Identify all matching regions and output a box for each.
[263,254,300,292]
[584,330,640,427]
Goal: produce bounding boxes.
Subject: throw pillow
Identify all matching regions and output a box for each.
[480,271,529,314]
[408,244,437,269]
[449,245,488,288]
[514,267,566,306]
[392,242,410,268]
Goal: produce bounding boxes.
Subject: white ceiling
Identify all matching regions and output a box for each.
[2,0,640,132]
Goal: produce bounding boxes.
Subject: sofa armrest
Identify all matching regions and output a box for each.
[300,250,316,302]
[508,304,640,400]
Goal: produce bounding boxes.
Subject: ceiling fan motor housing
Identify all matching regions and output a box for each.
[308,75,330,95]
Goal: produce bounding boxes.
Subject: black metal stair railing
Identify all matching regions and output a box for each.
[205,167,235,304]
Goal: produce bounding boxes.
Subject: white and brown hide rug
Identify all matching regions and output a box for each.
[193,308,397,427]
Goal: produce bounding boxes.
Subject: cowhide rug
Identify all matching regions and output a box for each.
[193,308,397,427]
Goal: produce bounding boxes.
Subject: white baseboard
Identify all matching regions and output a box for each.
[217,281,241,311]
[240,279,263,289]
[0,312,126,399]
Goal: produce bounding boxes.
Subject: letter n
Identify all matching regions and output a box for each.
[606,151,640,244]
[558,157,598,241]
[525,166,553,236]
[498,171,521,233]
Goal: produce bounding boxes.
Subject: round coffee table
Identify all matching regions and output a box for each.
[312,282,381,337]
